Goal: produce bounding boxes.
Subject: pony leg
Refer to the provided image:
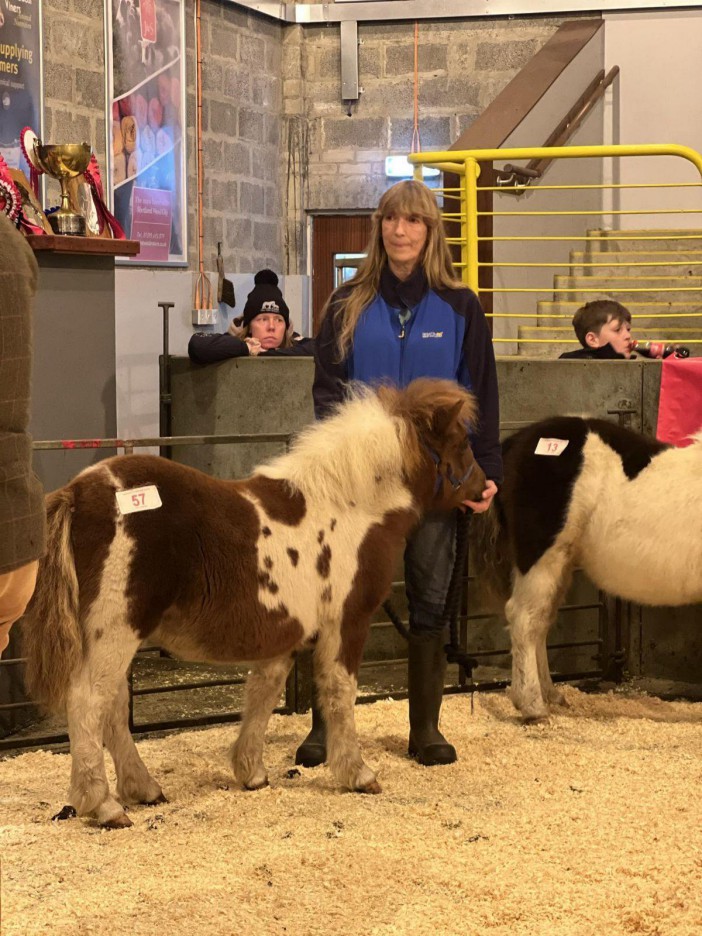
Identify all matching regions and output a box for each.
[230,654,295,790]
[314,620,380,795]
[507,549,571,722]
[535,563,574,708]
[103,678,166,808]
[66,630,140,828]
[536,641,568,708]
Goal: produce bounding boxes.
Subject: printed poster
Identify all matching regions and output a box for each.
[106,0,187,265]
[0,0,42,176]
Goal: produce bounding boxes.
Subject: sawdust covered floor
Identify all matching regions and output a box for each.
[1,687,701,936]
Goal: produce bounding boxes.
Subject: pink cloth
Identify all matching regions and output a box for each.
[656,357,702,447]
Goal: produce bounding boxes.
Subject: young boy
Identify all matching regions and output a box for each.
[559,299,633,359]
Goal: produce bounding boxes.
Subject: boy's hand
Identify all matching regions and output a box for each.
[462,479,498,514]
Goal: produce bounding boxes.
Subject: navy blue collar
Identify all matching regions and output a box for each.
[380,265,429,311]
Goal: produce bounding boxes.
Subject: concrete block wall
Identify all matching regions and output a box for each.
[193,0,284,272]
[42,0,107,208]
[297,17,565,228]
[39,3,572,279]
[40,0,285,275]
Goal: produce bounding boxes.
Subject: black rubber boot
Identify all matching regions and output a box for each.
[407,632,457,766]
[294,702,327,768]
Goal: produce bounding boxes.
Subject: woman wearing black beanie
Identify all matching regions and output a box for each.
[188,269,314,365]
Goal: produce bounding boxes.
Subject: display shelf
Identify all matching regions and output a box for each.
[25,234,140,256]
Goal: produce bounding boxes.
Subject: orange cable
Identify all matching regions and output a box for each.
[411,22,420,154]
[194,0,211,308]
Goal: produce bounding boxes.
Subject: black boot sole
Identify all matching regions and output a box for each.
[408,738,457,767]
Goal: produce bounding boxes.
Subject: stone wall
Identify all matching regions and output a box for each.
[39,2,571,276]
[42,0,107,205]
[41,0,284,273]
[292,18,565,217]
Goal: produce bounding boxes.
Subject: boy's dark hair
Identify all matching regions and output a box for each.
[572,300,631,347]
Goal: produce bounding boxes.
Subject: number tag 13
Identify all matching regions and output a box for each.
[534,438,569,457]
[115,485,162,515]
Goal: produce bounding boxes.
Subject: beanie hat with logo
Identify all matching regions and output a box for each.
[242,270,290,329]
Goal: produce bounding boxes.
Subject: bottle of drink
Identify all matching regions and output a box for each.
[630,340,690,359]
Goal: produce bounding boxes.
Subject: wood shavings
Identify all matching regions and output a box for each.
[1,687,701,936]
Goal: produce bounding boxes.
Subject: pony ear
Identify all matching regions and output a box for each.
[432,399,464,437]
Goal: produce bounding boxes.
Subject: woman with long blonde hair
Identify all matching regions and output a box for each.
[297,180,501,769]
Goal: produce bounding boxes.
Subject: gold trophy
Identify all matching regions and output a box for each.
[33,142,92,235]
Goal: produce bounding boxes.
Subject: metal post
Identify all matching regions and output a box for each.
[462,157,480,292]
[158,301,175,459]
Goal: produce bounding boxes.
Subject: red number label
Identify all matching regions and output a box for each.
[131,492,145,507]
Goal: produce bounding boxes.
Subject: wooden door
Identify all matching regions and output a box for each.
[311,214,372,334]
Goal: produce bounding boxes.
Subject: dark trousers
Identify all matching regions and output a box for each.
[404,511,457,636]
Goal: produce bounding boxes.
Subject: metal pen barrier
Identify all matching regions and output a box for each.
[410,144,702,353]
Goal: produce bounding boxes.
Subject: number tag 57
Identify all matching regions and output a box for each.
[115,485,162,515]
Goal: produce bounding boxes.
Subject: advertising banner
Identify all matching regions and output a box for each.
[0,0,42,176]
[106,0,187,265]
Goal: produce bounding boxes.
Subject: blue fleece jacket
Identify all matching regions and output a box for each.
[313,265,502,483]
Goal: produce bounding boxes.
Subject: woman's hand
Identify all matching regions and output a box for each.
[245,337,262,357]
[462,479,497,514]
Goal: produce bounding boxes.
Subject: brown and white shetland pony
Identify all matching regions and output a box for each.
[22,378,485,828]
[472,415,702,723]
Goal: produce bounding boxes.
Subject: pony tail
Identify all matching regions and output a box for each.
[23,488,82,712]
[470,503,513,609]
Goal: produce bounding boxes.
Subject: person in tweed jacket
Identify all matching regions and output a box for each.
[0,212,46,657]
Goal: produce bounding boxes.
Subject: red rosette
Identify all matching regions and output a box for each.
[20,126,43,173]
[0,178,21,223]
[85,154,104,202]
[20,126,43,198]
[83,155,126,239]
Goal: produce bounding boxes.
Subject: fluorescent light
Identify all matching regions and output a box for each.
[385,156,440,179]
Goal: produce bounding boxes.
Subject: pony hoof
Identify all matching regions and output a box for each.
[522,715,550,726]
[244,777,270,791]
[145,792,168,805]
[357,780,382,795]
[102,813,134,830]
[549,691,569,707]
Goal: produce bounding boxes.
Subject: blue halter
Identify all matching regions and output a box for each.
[424,444,476,497]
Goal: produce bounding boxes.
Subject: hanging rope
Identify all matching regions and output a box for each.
[411,22,421,155]
[193,0,212,312]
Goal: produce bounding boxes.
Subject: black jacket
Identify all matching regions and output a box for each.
[188,332,315,365]
[559,343,628,360]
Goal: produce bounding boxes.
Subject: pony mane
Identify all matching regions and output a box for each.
[256,379,478,508]
[257,384,419,507]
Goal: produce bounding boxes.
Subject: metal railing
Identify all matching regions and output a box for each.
[410,144,702,352]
